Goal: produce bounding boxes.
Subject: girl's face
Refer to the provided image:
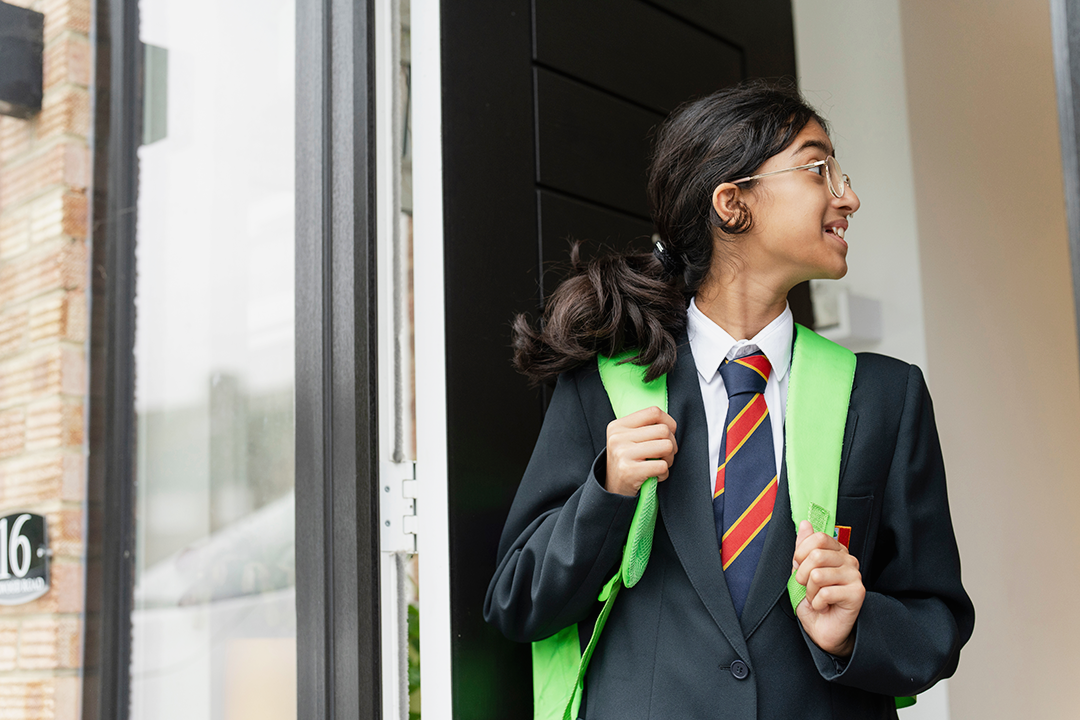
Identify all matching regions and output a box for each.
[716,120,861,292]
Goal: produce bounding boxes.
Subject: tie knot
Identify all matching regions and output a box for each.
[719,352,771,397]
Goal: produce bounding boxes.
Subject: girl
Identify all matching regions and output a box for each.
[484,80,974,719]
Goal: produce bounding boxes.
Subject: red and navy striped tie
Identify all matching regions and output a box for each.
[713,351,778,617]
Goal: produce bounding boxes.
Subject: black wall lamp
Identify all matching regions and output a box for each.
[0,0,45,119]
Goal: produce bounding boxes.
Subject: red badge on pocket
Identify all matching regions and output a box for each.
[833,525,851,550]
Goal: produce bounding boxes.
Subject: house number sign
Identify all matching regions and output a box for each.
[0,512,49,605]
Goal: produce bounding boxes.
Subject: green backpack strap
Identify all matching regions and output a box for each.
[783,327,915,710]
[784,324,856,612]
[597,351,668,588]
[534,333,914,716]
[531,352,667,720]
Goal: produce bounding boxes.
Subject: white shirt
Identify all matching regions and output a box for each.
[686,298,793,493]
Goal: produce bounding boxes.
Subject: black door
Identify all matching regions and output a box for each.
[439,2,804,716]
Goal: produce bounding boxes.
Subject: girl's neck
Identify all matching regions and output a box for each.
[694,271,790,341]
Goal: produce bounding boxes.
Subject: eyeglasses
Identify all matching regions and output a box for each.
[730,156,851,199]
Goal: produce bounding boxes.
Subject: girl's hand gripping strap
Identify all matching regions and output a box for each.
[547,354,667,720]
[597,352,668,588]
[783,328,916,711]
[784,324,856,612]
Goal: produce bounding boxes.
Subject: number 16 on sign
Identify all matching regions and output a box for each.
[0,513,49,605]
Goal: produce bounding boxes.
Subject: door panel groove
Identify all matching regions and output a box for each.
[636,0,745,51]
[531,58,671,117]
[536,182,654,225]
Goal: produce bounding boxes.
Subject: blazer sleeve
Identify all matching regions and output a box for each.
[483,367,639,644]
[804,363,976,696]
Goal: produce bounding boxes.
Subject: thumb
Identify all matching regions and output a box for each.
[792,520,814,572]
[796,520,814,547]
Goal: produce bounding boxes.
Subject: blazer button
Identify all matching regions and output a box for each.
[730,660,749,680]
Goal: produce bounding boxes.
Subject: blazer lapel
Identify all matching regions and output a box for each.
[658,335,749,659]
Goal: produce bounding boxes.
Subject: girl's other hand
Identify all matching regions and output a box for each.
[792,520,866,657]
[604,406,678,497]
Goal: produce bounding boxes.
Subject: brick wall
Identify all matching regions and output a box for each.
[0,0,92,715]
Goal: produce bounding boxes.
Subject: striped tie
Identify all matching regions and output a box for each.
[712,351,777,617]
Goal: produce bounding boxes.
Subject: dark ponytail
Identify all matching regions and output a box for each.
[512,79,827,385]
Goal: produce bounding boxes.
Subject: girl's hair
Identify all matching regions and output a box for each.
[512,79,827,384]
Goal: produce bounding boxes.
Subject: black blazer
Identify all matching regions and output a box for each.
[485,335,975,720]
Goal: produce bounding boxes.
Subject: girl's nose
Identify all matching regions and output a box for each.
[838,183,860,216]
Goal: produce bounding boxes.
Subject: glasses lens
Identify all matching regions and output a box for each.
[826,156,844,197]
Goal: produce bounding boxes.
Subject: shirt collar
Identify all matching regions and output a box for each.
[687,298,793,385]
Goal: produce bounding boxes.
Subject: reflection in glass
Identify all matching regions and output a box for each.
[130,0,296,716]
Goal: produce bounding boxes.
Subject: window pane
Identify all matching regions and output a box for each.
[130,0,296,717]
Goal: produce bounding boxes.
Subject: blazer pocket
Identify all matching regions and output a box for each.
[835,494,873,567]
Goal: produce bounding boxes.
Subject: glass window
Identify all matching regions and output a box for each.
[129,0,297,716]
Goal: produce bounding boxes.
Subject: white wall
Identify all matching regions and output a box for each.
[793,0,929,369]
[792,4,949,717]
[796,2,1080,719]
[899,2,1080,719]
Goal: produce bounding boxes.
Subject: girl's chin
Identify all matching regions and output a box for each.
[808,262,848,282]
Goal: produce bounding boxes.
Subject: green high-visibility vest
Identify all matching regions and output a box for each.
[530,324,914,719]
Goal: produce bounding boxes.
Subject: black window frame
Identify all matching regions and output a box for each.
[82,0,382,715]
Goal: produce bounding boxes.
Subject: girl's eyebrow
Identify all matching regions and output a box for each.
[795,139,835,157]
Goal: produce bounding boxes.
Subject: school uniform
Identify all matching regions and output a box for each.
[484,305,975,720]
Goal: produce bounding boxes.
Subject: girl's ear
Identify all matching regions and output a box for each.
[711,183,744,227]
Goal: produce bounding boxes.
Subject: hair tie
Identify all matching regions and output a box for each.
[652,234,682,276]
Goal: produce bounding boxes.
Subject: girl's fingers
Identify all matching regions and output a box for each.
[638,459,672,481]
[608,452,672,482]
[614,406,677,434]
[608,422,677,445]
[614,438,676,464]
[792,530,843,566]
[808,580,865,613]
[604,410,679,495]
[804,565,856,598]
[606,458,671,491]
[795,546,858,586]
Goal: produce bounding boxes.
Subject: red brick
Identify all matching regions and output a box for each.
[0,143,87,211]
[0,146,64,211]
[0,349,63,408]
[0,1,90,705]
[0,561,82,616]
[20,188,87,246]
[0,204,32,260]
[61,144,87,191]
[41,0,91,41]
[0,309,29,360]
[43,34,91,91]
[0,453,80,507]
[60,453,81,502]
[0,241,87,308]
[43,508,81,559]
[0,678,51,719]
[53,676,78,720]
[0,408,26,459]
[28,291,84,345]
[0,675,78,720]
[17,617,80,670]
[0,621,17,673]
[63,291,85,343]
[37,88,90,141]
[59,191,86,240]
[58,345,83,396]
[24,399,82,451]
[0,117,34,166]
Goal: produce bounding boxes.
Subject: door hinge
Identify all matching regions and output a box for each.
[381,460,418,553]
